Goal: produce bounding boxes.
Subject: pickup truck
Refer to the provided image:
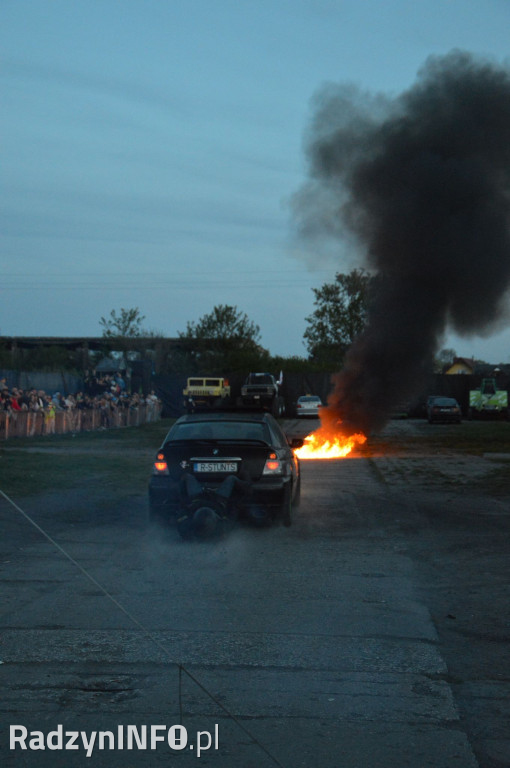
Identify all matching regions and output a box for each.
[239,372,285,417]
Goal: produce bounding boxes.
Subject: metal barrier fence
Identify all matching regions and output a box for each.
[0,404,162,440]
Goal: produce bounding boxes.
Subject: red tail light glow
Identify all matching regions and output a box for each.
[263,452,282,475]
[154,453,168,473]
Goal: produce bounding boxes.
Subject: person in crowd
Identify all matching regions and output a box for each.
[115,372,126,391]
[16,389,30,410]
[44,397,56,434]
[9,389,22,412]
[64,393,76,409]
[146,389,160,421]
[0,381,160,436]
[27,392,44,436]
[1,387,11,411]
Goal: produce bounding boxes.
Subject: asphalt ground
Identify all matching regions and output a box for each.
[0,417,509,767]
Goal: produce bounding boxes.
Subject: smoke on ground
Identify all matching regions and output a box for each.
[294,50,510,433]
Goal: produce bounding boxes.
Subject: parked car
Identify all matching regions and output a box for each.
[427,396,462,423]
[148,411,303,537]
[296,395,323,418]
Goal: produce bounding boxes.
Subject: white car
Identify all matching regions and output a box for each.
[296,395,322,418]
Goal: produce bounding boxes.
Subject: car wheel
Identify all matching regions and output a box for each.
[248,504,273,526]
[280,483,292,527]
[293,473,301,507]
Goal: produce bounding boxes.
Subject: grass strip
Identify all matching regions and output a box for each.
[0,419,174,498]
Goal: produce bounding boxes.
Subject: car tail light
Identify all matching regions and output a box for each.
[263,452,283,475]
[153,452,169,475]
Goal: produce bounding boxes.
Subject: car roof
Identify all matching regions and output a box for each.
[175,411,274,425]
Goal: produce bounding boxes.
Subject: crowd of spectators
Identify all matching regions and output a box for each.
[1,373,161,436]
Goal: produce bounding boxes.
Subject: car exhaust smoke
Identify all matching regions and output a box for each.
[294,50,510,433]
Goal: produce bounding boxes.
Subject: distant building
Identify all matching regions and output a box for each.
[445,357,476,375]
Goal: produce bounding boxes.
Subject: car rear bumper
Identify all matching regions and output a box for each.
[429,415,461,422]
[148,474,290,513]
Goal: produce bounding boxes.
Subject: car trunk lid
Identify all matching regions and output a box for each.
[163,441,271,481]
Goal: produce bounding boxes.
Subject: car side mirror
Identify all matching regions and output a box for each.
[289,437,304,449]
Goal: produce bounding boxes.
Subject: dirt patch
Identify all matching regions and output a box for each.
[363,420,510,768]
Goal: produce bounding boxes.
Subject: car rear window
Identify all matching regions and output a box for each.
[170,421,270,442]
[299,396,321,403]
[434,398,458,406]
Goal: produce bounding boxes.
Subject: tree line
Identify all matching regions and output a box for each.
[95,269,372,375]
[1,270,462,375]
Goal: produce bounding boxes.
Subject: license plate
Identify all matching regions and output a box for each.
[194,462,237,473]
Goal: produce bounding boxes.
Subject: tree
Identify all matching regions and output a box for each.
[180,304,261,344]
[177,304,269,373]
[434,348,457,372]
[304,269,372,365]
[98,307,153,366]
[99,307,146,338]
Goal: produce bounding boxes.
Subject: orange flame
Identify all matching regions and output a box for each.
[295,427,367,459]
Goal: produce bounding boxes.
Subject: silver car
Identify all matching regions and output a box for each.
[296,395,322,418]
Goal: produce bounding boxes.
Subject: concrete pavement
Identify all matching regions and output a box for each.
[0,448,480,767]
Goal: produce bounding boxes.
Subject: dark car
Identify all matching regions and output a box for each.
[427,396,462,423]
[149,411,303,537]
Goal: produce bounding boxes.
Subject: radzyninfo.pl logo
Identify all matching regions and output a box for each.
[10,723,219,757]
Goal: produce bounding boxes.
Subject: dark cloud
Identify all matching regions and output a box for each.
[295,50,510,433]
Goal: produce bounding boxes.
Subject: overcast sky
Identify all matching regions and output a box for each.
[2,0,510,362]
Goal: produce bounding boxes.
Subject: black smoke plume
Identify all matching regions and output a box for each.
[295,51,510,434]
